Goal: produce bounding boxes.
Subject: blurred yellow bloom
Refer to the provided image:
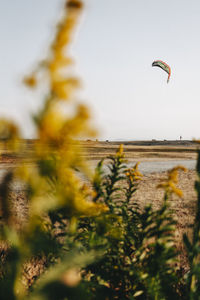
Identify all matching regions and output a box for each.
[39,109,65,143]
[125,162,143,182]
[51,78,80,100]
[21,0,101,222]
[23,74,37,88]
[116,144,124,158]
[157,166,187,198]
[0,119,19,140]
[76,104,90,120]
[66,0,83,10]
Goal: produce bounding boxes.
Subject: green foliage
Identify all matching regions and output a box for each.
[76,147,179,300]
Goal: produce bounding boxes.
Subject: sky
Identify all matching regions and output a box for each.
[1,0,200,140]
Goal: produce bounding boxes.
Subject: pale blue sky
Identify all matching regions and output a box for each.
[1,0,200,140]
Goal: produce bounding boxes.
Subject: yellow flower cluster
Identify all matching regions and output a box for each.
[0,119,19,140]
[20,0,106,220]
[0,1,104,297]
[125,162,143,182]
[47,1,83,101]
[23,73,37,88]
[32,0,94,151]
[157,166,187,198]
[116,144,124,158]
[0,118,21,152]
[66,0,83,10]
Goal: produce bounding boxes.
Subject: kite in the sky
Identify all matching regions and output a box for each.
[152,60,171,83]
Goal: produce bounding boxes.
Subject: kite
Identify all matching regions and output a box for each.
[152,60,171,83]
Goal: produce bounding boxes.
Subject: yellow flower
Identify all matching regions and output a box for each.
[66,0,83,10]
[116,144,124,158]
[157,166,187,198]
[23,74,37,88]
[21,0,101,221]
[0,119,20,153]
[125,163,143,182]
[39,110,64,143]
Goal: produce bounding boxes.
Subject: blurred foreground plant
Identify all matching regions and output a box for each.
[0,1,106,299]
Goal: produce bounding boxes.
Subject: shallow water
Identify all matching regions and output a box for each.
[89,159,197,175]
[0,160,196,190]
[129,159,196,174]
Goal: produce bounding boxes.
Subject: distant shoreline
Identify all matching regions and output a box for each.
[81,140,199,162]
[82,139,197,146]
[0,139,198,164]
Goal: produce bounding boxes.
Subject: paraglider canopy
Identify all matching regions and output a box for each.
[152,60,171,83]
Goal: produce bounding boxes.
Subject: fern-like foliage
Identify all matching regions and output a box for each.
[76,146,180,300]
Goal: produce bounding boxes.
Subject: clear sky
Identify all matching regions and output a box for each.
[1,0,200,140]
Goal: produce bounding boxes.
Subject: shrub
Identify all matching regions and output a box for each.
[76,146,181,299]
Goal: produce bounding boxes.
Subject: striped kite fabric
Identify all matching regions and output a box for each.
[152,60,171,83]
